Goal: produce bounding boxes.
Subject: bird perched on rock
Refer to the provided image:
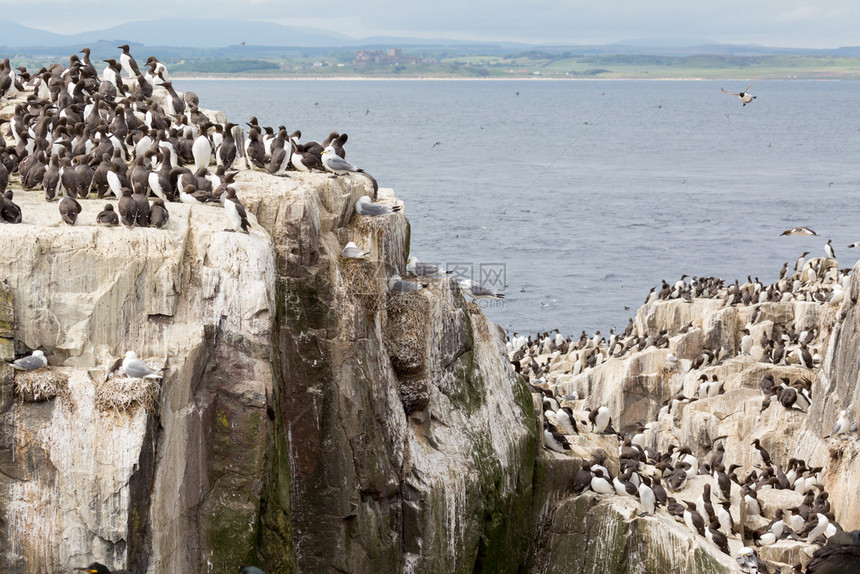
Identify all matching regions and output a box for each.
[96,204,119,226]
[588,406,611,433]
[1,190,22,223]
[117,187,138,227]
[59,189,82,225]
[355,195,400,216]
[406,256,451,277]
[74,562,131,574]
[825,410,852,439]
[459,279,504,301]
[321,145,362,176]
[340,241,369,259]
[149,198,169,229]
[9,349,47,371]
[389,274,427,293]
[825,239,836,260]
[223,188,250,233]
[121,351,163,379]
[736,546,766,573]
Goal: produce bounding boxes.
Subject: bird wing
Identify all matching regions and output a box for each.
[326,156,357,171]
[721,88,740,97]
[744,78,755,93]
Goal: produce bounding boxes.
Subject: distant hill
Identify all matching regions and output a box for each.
[0,18,355,49]
[0,18,858,59]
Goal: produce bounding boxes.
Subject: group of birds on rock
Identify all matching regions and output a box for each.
[0,44,397,235]
[9,347,163,380]
[510,250,858,573]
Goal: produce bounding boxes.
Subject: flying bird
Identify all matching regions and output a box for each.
[721,79,756,106]
[781,226,818,237]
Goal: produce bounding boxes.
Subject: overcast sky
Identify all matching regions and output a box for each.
[3,0,858,48]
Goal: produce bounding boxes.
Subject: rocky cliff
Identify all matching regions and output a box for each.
[0,159,536,572]
[521,260,860,573]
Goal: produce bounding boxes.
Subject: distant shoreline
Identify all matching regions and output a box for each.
[172,75,851,82]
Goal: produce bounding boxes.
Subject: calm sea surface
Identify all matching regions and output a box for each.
[180,78,860,337]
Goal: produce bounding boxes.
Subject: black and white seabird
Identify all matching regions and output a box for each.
[96,204,119,226]
[781,226,818,237]
[707,520,731,555]
[721,79,756,105]
[117,44,140,79]
[1,190,22,223]
[825,239,836,260]
[117,187,138,227]
[572,462,593,495]
[751,438,773,468]
[683,501,706,537]
[149,198,169,229]
[59,188,82,225]
[223,188,250,233]
[589,468,614,495]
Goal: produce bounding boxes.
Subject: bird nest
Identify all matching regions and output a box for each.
[13,369,69,403]
[96,376,161,414]
[340,259,385,313]
[354,214,390,238]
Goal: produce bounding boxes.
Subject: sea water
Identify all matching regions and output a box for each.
[181,78,860,337]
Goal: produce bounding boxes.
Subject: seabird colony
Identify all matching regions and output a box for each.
[512,248,858,572]
[1,45,505,574]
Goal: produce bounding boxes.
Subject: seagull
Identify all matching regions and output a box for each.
[121,351,163,379]
[355,195,401,216]
[340,241,369,259]
[825,410,851,438]
[9,349,48,371]
[389,274,427,293]
[459,279,504,300]
[781,226,818,237]
[721,79,756,106]
[406,256,451,277]
[321,146,361,176]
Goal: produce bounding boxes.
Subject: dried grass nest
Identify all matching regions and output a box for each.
[340,258,385,313]
[96,374,161,414]
[354,214,391,237]
[13,369,69,403]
